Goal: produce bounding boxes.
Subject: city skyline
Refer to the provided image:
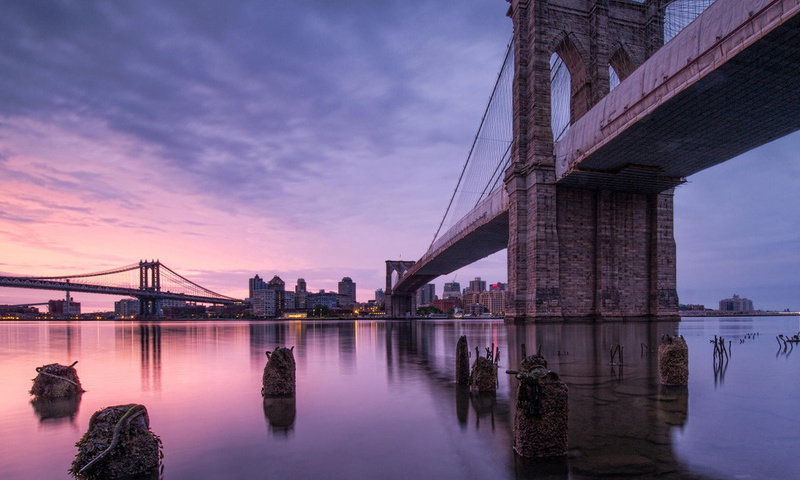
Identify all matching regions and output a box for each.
[0,1,798,312]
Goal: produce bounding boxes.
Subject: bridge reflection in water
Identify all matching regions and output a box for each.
[3,318,797,479]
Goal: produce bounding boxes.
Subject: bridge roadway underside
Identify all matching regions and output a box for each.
[393,211,509,294]
[558,2,800,190]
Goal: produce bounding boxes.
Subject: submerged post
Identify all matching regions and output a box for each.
[70,404,161,479]
[262,346,296,397]
[658,335,688,386]
[509,347,568,458]
[30,361,84,398]
[469,344,500,392]
[455,335,470,385]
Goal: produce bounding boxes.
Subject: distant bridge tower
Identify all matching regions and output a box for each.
[138,260,161,316]
[386,260,417,317]
[504,0,679,322]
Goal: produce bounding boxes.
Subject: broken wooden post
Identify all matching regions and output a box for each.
[659,335,688,386]
[508,348,568,458]
[469,344,499,392]
[70,404,161,479]
[262,346,296,396]
[455,335,470,385]
[30,361,84,398]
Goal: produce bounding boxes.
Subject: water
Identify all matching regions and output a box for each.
[1,317,798,479]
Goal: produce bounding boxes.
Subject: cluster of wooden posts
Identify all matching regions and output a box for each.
[455,333,689,458]
[29,346,298,479]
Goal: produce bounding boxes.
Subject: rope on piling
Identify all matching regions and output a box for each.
[78,404,146,475]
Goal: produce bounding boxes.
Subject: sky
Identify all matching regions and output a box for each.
[0,0,797,312]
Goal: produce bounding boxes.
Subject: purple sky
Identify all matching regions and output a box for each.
[0,0,797,312]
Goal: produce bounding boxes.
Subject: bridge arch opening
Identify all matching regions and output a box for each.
[608,47,635,92]
[550,35,588,142]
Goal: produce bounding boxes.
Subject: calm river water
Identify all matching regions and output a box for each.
[1,316,799,479]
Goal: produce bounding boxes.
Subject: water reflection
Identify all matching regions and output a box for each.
[4,318,798,479]
[31,394,82,424]
[262,396,296,437]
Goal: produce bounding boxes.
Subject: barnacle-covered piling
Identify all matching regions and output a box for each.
[509,347,568,458]
[455,335,470,385]
[70,404,161,479]
[469,344,499,392]
[30,362,84,398]
[262,346,296,397]
[658,335,688,386]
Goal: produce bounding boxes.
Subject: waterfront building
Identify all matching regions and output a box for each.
[295,278,308,309]
[115,298,140,317]
[442,282,461,299]
[468,277,487,293]
[267,275,287,313]
[49,296,80,315]
[416,283,436,306]
[431,297,461,313]
[479,290,506,315]
[375,288,385,307]
[307,291,340,310]
[719,294,754,312]
[249,274,267,299]
[252,288,278,317]
[338,277,356,307]
[462,292,481,306]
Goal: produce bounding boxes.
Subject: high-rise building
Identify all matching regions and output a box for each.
[295,278,308,310]
[443,282,461,299]
[490,282,507,292]
[249,274,267,299]
[252,289,278,317]
[719,294,754,312]
[416,283,436,306]
[468,277,487,293]
[338,277,356,307]
[375,288,385,307]
[480,290,506,315]
[267,276,287,313]
[115,298,140,317]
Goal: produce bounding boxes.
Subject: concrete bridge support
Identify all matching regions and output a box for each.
[386,260,418,318]
[504,0,679,322]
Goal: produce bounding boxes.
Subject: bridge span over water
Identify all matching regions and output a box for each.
[389,0,800,321]
[0,261,239,315]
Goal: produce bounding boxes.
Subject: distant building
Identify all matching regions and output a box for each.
[719,294,754,312]
[443,282,461,299]
[115,298,140,317]
[249,274,268,299]
[252,289,278,317]
[490,282,507,292]
[432,297,461,313]
[338,277,356,307]
[462,292,481,306]
[307,291,341,310]
[468,277,486,294]
[295,278,308,309]
[480,290,506,315]
[375,288,385,307]
[416,283,436,306]
[49,296,80,316]
[267,275,287,313]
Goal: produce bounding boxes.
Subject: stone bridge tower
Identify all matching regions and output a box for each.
[504,0,679,322]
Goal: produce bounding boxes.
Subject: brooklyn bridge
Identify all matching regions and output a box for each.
[387,0,800,322]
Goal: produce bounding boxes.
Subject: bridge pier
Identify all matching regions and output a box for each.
[504,0,679,323]
[386,293,417,318]
[505,173,679,323]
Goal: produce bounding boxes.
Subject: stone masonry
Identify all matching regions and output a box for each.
[504,0,679,322]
